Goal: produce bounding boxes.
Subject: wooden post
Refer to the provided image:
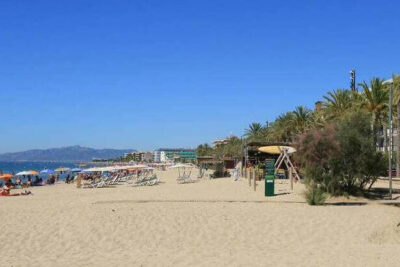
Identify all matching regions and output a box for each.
[289,167,293,190]
[253,169,256,191]
[249,169,252,186]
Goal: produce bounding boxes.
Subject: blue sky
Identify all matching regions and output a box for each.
[0,0,399,153]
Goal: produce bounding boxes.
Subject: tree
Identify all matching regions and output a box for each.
[196,143,213,157]
[213,136,243,160]
[267,106,314,143]
[332,111,386,192]
[268,112,295,142]
[322,89,359,121]
[245,122,265,141]
[296,123,340,193]
[291,106,314,135]
[296,111,386,195]
[359,78,388,146]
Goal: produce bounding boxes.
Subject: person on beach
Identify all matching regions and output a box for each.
[15,177,22,188]
[0,185,31,196]
[76,173,82,188]
[233,168,239,181]
[47,175,55,185]
[5,178,14,189]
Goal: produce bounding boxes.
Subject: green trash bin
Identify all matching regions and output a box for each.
[265,175,275,196]
[265,159,275,196]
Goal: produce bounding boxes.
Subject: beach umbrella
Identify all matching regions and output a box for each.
[0,174,13,180]
[99,166,117,172]
[168,163,194,169]
[71,168,82,172]
[16,170,39,176]
[118,165,139,170]
[82,167,98,172]
[132,164,148,169]
[40,169,55,175]
[55,167,71,172]
[112,166,129,171]
[168,163,195,181]
[83,167,109,172]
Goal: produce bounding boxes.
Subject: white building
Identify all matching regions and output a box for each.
[153,150,161,162]
[153,151,170,163]
[213,138,229,147]
[160,151,167,162]
[153,148,197,163]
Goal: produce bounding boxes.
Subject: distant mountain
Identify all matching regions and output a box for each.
[0,146,134,162]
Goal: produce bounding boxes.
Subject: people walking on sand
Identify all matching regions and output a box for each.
[233,168,239,181]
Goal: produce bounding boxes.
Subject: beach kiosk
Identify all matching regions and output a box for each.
[258,145,300,196]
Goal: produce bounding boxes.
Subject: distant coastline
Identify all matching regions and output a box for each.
[0,145,133,162]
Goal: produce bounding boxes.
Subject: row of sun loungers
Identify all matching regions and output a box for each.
[83,171,159,189]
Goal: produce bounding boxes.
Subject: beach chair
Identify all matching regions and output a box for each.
[82,181,96,188]
[91,175,116,188]
[146,174,159,186]
[177,170,194,184]
[130,174,159,187]
[131,177,150,187]
[93,178,108,188]
[82,179,103,188]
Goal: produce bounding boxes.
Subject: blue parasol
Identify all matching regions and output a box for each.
[40,169,55,175]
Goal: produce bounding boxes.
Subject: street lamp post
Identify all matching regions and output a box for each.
[350,70,356,91]
[389,81,393,199]
[385,76,395,199]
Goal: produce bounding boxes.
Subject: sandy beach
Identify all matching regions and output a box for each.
[1,169,399,267]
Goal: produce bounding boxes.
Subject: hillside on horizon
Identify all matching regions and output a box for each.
[0,145,134,162]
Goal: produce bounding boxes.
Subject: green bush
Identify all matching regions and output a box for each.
[296,110,386,196]
[304,186,327,205]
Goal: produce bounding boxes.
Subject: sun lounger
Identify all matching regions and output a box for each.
[130,174,159,187]
[177,172,195,184]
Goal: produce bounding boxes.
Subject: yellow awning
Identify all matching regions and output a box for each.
[258,146,296,154]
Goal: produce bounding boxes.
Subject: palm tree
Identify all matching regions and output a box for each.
[322,89,356,120]
[213,136,243,160]
[245,122,264,141]
[291,106,314,134]
[224,136,243,159]
[196,143,213,156]
[359,78,388,146]
[268,112,295,142]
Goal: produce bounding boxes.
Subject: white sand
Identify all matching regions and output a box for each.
[1,169,399,267]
